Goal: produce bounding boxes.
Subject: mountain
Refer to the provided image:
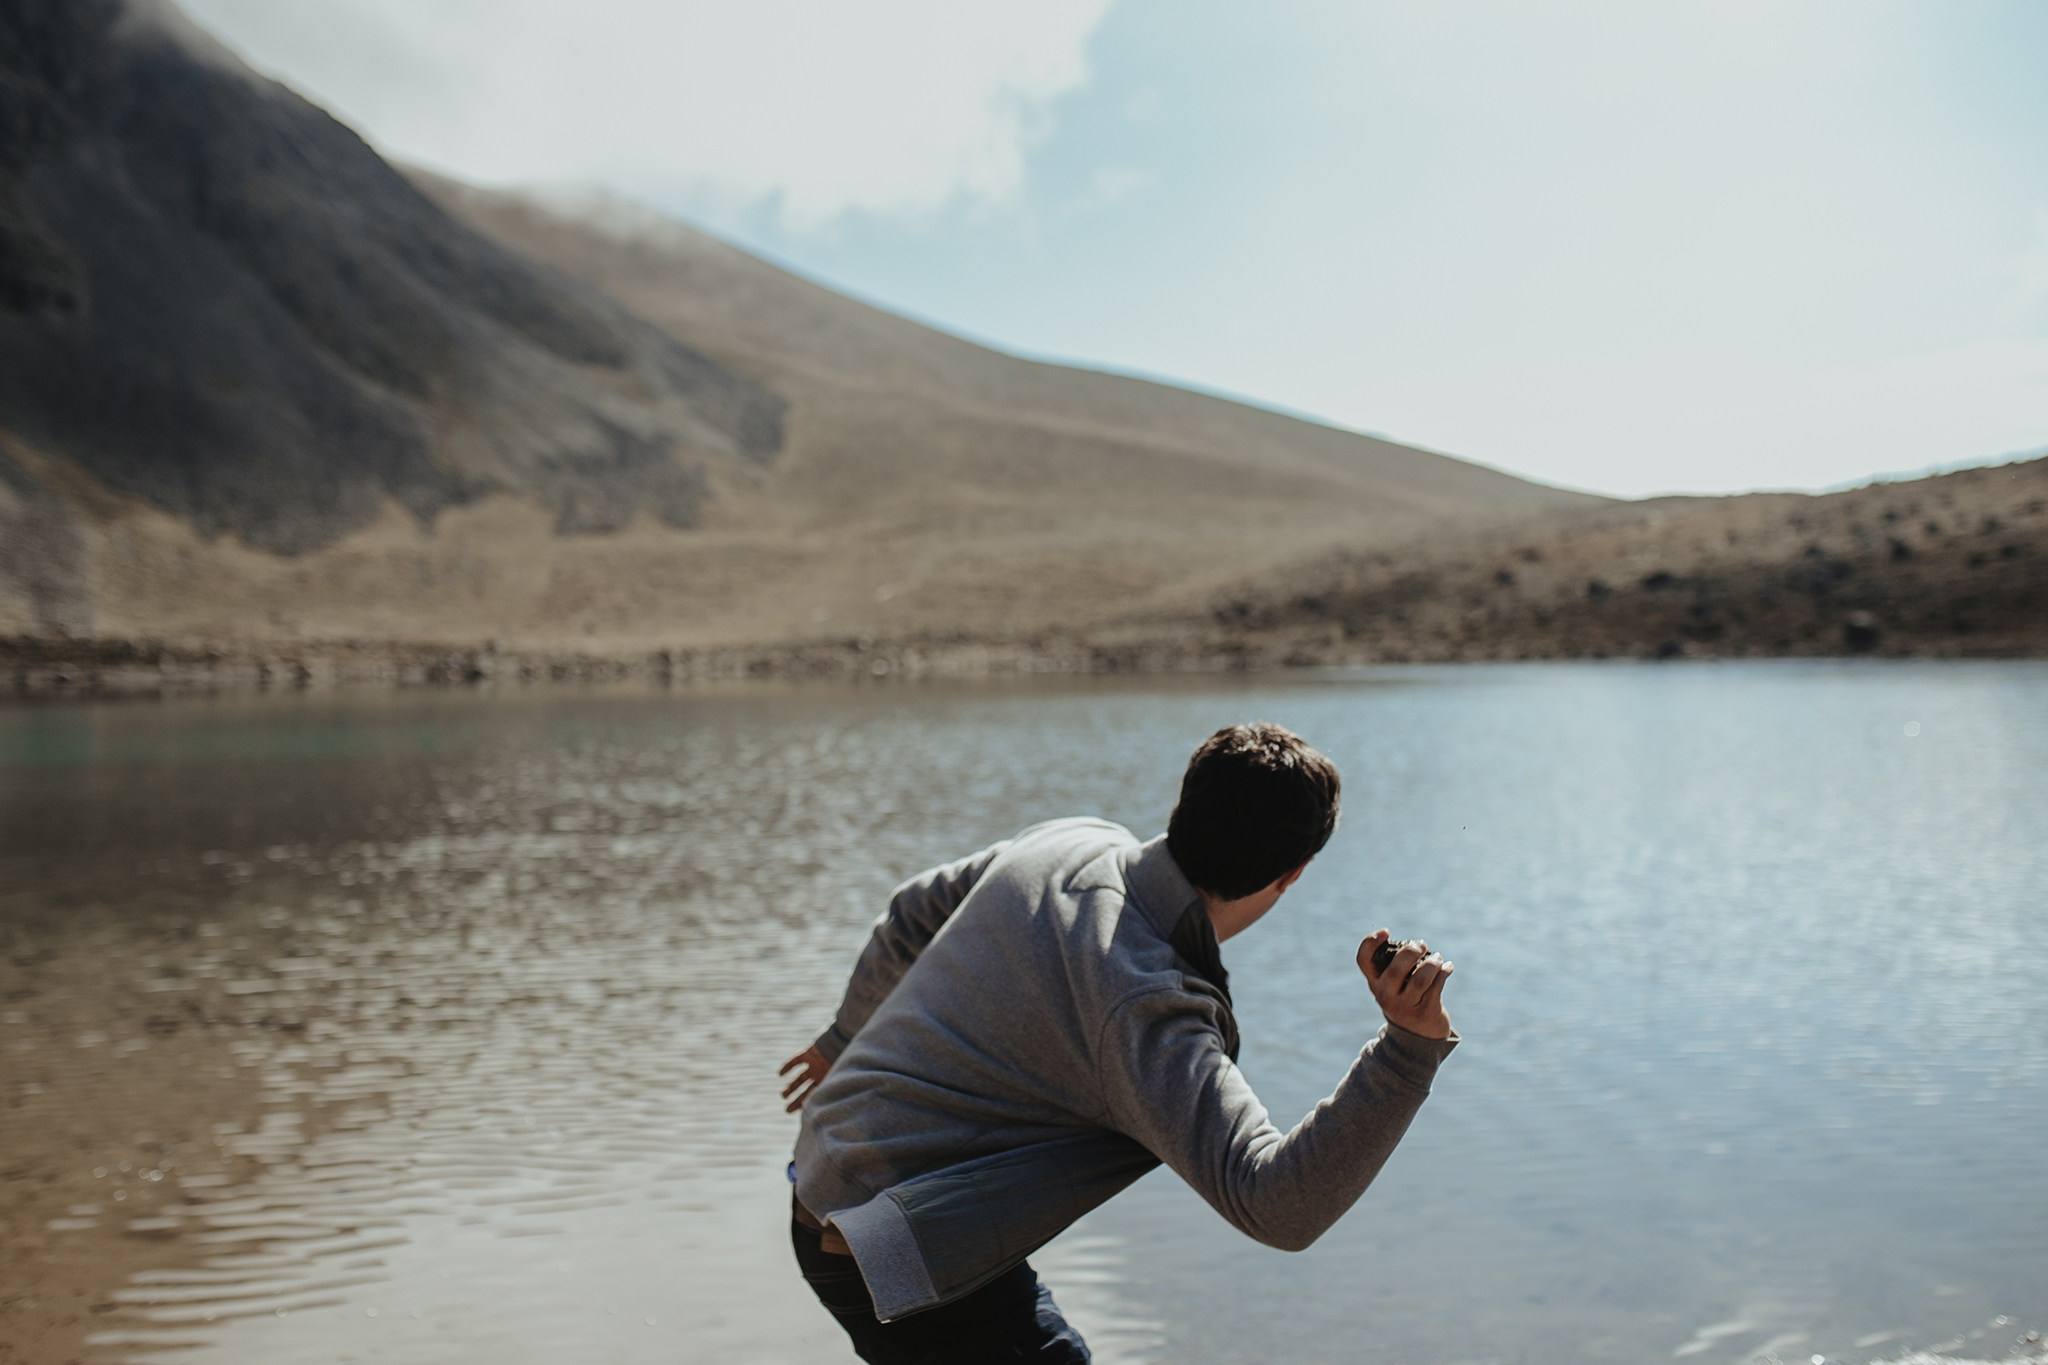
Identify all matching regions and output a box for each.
[6,1,2035,690]
[0,0,1598,661]
[0,0,780,626]
[402,176,1603,653]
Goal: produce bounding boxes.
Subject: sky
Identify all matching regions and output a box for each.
[181,0,2048,498]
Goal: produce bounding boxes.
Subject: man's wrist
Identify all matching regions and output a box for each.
[1381,1017,1459,1047]
[812,1021,852,1066]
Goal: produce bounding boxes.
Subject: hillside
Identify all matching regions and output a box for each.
[3,0,2039,694]
[0,0,1600,666]
[0,0,775,627]
[392,176,1602,652]
[1185,457,2047,663]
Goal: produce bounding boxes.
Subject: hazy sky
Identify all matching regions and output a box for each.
[183,0,2048,497]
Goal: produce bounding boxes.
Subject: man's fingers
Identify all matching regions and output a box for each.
[1363,935,1454,1038]
[1402,954,1444,998]
[1421,962,1453,1008]
[780,1047,833,1112]
[1409,961,1458,1002]
[1356,930,1392,981]
[1386,942,1426,991]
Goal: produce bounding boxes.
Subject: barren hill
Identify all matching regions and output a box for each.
[0,0,783,605]
[0,0,1598,665]
[1184,457,2047,663]
[401,177,1602,652]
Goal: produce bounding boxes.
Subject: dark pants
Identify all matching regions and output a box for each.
[792,1211,1090,1364]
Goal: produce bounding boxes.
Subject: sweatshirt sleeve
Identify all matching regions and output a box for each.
[1098,989,1457,1252]
[812,841,1013,1063]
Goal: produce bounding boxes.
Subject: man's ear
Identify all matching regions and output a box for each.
[1273,861,1310,895]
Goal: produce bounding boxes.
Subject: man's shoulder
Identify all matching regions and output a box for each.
[948,821,1193,1010]
[987,817,1139,884]
[947,819,1144,921]
[1005,816,1136,849]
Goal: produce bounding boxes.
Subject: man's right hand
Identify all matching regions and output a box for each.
[779,1046,830,1114]
[1356,929,1454,1040]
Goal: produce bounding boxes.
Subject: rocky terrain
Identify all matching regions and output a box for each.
[0,0,780,604]
[6,451,2041,694]
[1192,456,2048,664]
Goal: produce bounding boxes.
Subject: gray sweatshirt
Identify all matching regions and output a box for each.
[794,817,1457,1321]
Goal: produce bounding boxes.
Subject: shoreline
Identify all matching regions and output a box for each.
[5,628,2042,700]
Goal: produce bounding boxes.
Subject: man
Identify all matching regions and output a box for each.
[779,722,1457,1363]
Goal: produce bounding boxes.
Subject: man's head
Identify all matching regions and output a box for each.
[1167,722,1340,903]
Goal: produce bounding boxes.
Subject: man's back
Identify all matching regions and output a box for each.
[801,818,1197,1193]
[795,815,1454,1321]
[780,724,1458,1360]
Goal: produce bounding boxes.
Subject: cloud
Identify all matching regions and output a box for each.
[181,0,1113,229]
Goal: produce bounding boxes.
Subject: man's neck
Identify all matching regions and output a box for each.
[1201,863,1306,942]
[1204,888,1278,943]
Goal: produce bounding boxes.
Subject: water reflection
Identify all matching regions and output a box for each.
[2,665,2044,1365]
[3,683,1177,1365]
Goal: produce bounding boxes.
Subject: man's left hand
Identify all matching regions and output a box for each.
[779,1046,830,1113]
[1357,929,1454,1040]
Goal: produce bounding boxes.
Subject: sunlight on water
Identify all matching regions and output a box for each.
[2,663,2043,1365]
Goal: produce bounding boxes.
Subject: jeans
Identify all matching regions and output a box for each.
[792,1208,1090,1364]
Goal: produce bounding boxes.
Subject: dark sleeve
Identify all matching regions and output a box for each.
[811,840,1012,1063]
[1099,988,1457,1251]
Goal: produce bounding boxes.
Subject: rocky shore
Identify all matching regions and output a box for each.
[7,457,2043,698]
[0,632,1275,697]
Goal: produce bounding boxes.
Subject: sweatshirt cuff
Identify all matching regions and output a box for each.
[1368,1021,1459,1092]
[813,1021,854,1066]
[831,1188,939,1322]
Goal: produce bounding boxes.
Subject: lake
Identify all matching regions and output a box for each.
[2,662,2044,1365]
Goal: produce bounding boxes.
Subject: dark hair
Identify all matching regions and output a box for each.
[1166,723,1340,900]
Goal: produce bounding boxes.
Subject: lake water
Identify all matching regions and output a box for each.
[2,662,2044,1365]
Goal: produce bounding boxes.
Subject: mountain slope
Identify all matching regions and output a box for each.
[426,180,1592,521]
[392,178,1603,647]
[1187,457,2048,662]
[0,0,780,576]
[1,0,1605,658]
